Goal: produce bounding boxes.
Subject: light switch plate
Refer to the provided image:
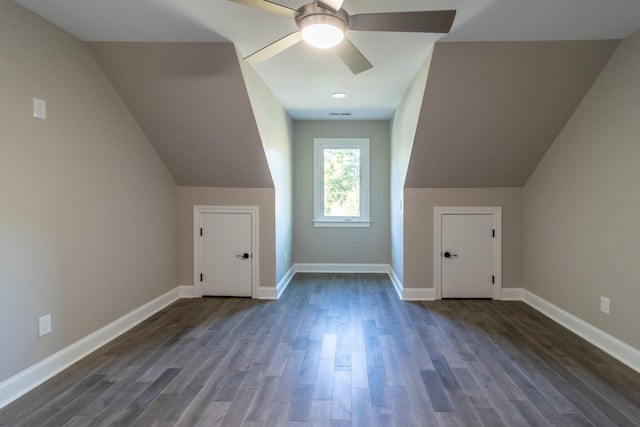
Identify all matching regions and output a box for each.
[600,296,610,314]
[33,98,46,120]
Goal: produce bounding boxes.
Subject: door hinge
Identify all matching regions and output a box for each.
[492,229,495,238]
[200,273,203,282]
[200,228,203,236]
[492,275,495,284]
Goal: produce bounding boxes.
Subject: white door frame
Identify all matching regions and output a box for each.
[434,206,502,300]
[193,205,259,298]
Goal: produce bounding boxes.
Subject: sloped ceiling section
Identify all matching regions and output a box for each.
[89,42,273,187]
[405,40,619,188]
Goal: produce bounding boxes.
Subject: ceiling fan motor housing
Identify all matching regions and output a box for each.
[295,3,349,35]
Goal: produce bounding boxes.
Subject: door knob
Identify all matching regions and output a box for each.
[236,253,250,260]
[443,251,458,258]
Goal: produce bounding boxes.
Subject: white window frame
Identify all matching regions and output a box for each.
[313,138,370,228]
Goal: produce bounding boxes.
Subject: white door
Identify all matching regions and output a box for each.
[200,212,252,297]
[441,214,494,298]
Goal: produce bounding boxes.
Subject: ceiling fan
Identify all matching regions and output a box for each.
[230,0,456,74]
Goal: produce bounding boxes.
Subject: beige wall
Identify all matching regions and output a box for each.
[523,32,640,349]
[404,188,522,290]
[0,2,177,383]
[292,121,390,264]
[178,187,276,289]
[239,56,293,283]
[390,50,433,282]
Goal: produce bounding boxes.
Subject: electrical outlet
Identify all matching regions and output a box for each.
[38,314,52,337]
[600,297,610,314]
[284,253,289,263]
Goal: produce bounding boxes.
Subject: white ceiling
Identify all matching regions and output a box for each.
[15,0,640,120]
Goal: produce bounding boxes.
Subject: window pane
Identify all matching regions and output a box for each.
[323,148,360,217]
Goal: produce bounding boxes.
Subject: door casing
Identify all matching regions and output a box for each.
[193,205,259,298]
[434,206,502,300]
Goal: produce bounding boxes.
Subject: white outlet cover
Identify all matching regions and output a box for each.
[38,314,52,337]
[600,297,610,314]
[33,98,46,120]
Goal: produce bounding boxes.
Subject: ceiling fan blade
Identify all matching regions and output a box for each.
[349,10,457,33]
[244,31,303,62]
[229,0,298,17]
[335,37,373,75]
[317,0,345,12]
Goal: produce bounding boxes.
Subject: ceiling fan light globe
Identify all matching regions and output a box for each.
[301,23,344,48]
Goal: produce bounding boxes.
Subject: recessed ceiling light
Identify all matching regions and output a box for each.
[331,92,347,99]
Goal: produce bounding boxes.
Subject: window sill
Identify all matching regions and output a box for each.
[313,220,371,228]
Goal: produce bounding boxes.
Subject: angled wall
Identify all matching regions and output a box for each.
[0,1,177,384]
[88,42,273,188]
[406,40,619,188]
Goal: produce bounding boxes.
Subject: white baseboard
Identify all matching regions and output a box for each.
[257,287,277,300]
[178,285,195,298]
[522,290,640,374]
[0,286,183,410]
[387,268,436,301]
[276,266,296,299]
[256,266,295,300]
[294,263,390,273]
[183,281,282,301]
[402,287,436,301]
[500,287,524,301]
[388,268,403,299]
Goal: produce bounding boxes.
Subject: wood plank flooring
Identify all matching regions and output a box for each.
[1,273,639,426]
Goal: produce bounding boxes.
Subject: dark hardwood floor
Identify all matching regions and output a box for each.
[1,273,639,426]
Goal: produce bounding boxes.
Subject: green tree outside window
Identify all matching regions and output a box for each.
[323,148,360,217]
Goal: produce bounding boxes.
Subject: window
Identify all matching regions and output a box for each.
[313,138,370,227]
